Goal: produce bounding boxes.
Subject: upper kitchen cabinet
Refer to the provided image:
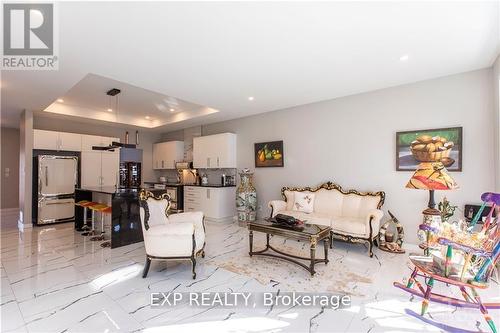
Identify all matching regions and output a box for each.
[33,129,82,151]
[58,132,83,151]
[193,133,236,168]
[81,134,120,152]
[153,141,184,169]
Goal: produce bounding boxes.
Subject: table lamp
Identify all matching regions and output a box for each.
[406,161,458,211]
[406,162,458,253]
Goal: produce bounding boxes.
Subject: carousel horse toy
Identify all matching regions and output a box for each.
[394,192,500,333]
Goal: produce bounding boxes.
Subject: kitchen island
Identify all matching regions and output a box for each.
[75,187,143,248]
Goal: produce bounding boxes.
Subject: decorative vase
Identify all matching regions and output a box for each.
[236,169,257,222]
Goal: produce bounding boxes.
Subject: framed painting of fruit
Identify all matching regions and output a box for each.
[396,127,462,171]
[255,141,284,167]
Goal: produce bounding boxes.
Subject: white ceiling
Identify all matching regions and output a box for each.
[44,74,219,128]
[2,1,499,130]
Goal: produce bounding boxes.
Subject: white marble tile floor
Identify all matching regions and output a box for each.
[1,220,499,333]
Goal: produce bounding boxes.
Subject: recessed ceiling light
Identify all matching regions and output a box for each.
[248,96,254,101]
[145,116,151,120]
[399,54,409,62]
[57,98,64,103]
[170,108,175,112]
[107,108,113,112]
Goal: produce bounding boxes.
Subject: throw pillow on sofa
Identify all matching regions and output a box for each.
[292,192,315,213]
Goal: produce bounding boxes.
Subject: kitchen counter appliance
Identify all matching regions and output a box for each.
[119,148,142,188]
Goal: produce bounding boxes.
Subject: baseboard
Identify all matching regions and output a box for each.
[17,219,33,231]
[1,208,20,228]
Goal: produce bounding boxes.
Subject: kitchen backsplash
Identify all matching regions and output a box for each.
[153,168,237,185]
[198,168,237,185]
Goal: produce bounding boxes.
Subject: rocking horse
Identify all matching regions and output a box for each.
[394,192,500,333]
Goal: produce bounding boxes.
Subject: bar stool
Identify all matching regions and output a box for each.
[75,200,97,232]
[100,206,112,248]
[85,203,107,238]
[90,204,110,242]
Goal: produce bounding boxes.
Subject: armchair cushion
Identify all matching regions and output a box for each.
[144,224,194,257]
[169,212,205,252]
[147,223,194,237]
[141,198,169,228]
[139,192,206,257]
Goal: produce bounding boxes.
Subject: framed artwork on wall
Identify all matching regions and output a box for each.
[396,127,462,171]
[255,141,284,167]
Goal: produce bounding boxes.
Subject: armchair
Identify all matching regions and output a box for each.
[139,190,205,279]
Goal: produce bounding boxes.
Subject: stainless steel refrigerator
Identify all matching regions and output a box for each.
[36,155,78,225]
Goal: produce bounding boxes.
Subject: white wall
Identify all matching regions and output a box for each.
[1,127,20,209]
[493,56,500,192]
[19,110,33,229]
[185,69,495,244]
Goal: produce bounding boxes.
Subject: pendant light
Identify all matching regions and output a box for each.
[92,88,136,150]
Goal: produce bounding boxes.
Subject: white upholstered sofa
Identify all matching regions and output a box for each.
[139,190,205,279]
[268,182,385,257]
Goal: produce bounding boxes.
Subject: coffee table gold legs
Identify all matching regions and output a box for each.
[249,230,253,257]
[324,238,329,264]
[310,237,317,276]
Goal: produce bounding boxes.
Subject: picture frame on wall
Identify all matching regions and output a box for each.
[255,141,284,167]
[396,127,463,171]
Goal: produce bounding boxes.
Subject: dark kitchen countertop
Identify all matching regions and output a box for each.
[143,181,184,187]
[184,184,236,188]
[76,186,140,195]
[144,181,235,188]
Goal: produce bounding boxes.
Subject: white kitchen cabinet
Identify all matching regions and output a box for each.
[193,133,236,169]
[192,136,208,168]
[81,134,120,152]
[58,132,82,151]
[184,186,236,221]
[81,151,119,187]
[101,152,119,186]
[34,130,59,150]
[33,129,82,151]
[33,130,119,153]
[81,151,102,187]
[153,141,184,169]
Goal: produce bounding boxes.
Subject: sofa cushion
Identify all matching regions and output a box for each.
[358,196,381,218]
[331,216,367,237]
[292,192,315,213]
[313,188,344,216]
[342,194,380,218]
[277,210,332,227]
[284,190,295,210]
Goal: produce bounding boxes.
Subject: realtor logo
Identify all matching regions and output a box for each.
[2,3,58,70]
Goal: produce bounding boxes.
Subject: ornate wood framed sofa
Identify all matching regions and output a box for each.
[268,181,385,257]
[139,190,206,279]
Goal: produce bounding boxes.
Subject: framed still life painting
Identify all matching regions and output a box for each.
[255,141,284,167]
[396,127,462,171]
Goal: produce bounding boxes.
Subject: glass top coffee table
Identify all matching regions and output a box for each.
[247,219,331,276]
